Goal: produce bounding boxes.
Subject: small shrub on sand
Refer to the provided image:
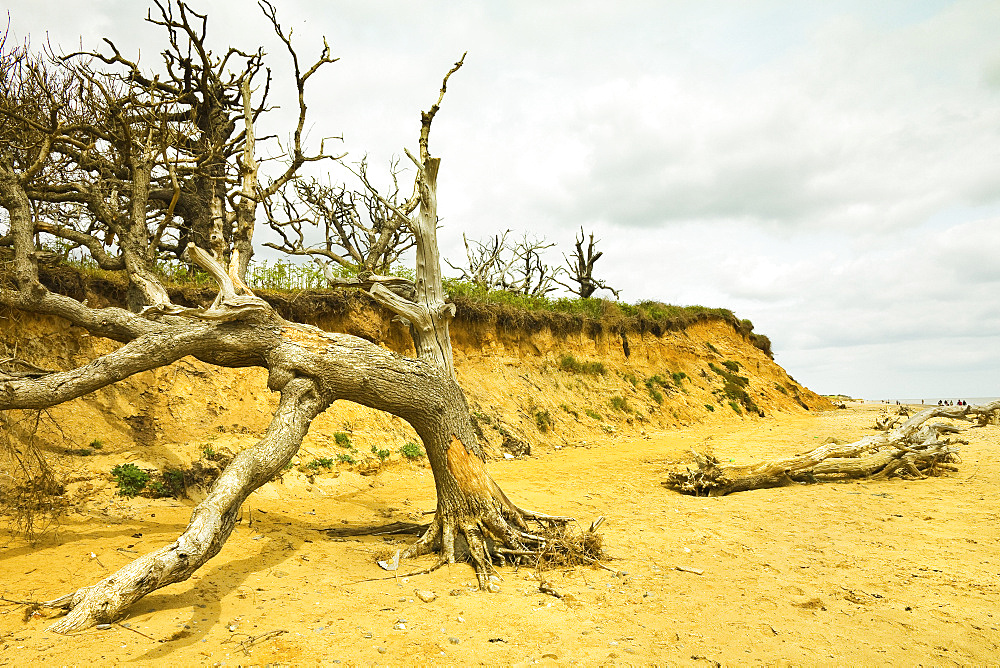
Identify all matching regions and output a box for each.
[399,442,425,459]
[111,463,150,497]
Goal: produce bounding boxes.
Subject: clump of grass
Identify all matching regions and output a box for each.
[246,259,330,290]
[560,404,579,419]
[334,432,352,448]
[704,404,715,412]
[706,342,720,355]
[111,463,150,498]
[751,333,773,357]
[645,374,674,404]
[371,445,391,462]
[89,438,104,450]
[728,401,742,415]
[585,409,603,421]
[609,396,631,413]
[304,457,335,471]
[162,469,185,497]
[774,383,788,395]
[142,469,186,499]
[336,452,357,464]
[671,371,687,386]
[535,410,553,433]
[65,447,93,456]
[707,362,761,415]
[399,442,424,459]
[558,354,606,375]
[623,372,639,388]
[722,360,740,373]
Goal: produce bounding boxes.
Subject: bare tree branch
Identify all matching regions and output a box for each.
[554,227,619,299]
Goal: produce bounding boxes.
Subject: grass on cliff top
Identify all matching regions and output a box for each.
[30,254,772,356]
[444,277,729,322]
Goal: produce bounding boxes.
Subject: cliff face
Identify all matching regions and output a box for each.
[1,299,830,467]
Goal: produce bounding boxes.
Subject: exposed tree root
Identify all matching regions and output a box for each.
[398,432,589,589]
[399,497,591,588]
[664,401,999,496]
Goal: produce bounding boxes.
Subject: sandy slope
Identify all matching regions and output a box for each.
[2,403,999,665]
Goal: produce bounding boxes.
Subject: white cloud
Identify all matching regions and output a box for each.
[6,0,1000,398]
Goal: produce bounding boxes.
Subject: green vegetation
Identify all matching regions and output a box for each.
[49,249,774,357]
[722,360,740,372]
[65,448,94,456]
[585,409,603,421]
[671,371,687,386]
[336,452,357,464]
[304,457,335,471]
[704,404,715,412]
[709,362,761,416]
[371,445,391,462]
[558,353,606,375]
[147,469,184,499]
[644,374,675,404]
[333,432,352,448]
[728,401,742,415]
[399,442,425,459]
[706,342,720,355]
[609,396,631,413]
[162,469,185,496]
[201,444,217,460]
[89,438,104,450]
[560,404,579,419]
[110,463,150,498]
[534,410,553,433]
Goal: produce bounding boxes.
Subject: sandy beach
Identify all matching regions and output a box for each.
[2,402,997,665]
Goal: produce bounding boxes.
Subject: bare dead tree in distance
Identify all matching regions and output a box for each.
[556,227,619,299]
[446,231,564,297]
[0,5,574,633]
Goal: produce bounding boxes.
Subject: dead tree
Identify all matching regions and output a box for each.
[446,231,563,297]
[0,12,574,634]
[664,401,1000,496]
[556,227,619,299]
[263,164,417,299]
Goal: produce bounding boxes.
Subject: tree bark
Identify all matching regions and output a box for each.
[1,43,575,632]
[1,249,562,630]
[45,375,326,633]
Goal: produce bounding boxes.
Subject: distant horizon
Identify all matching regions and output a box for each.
[859,396,1000,405]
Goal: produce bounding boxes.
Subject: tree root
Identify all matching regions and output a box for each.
[401,503,602,587]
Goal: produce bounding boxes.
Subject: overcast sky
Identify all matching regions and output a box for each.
[7,0,1000,401]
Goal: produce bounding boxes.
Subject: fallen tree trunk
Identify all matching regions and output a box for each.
[664,401,1000,496]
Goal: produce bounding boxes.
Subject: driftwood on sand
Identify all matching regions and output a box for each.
[664,401,1000,497]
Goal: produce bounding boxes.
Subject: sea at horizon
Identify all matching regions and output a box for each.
[865,396,1000,405]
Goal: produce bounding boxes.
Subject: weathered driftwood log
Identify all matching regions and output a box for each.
[665,401,1000,496]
